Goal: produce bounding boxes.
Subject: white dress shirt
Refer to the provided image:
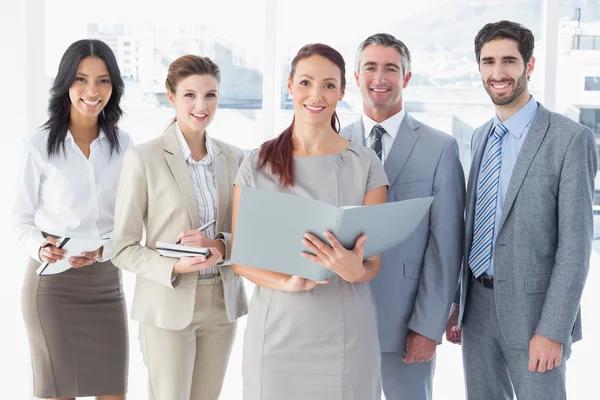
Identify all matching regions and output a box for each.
[175,123,219,277]
[12,129,133,262]
[362,108,406,165]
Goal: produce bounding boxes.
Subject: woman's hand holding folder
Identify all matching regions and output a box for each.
[171,227,223,274]
[176,229,225,257]
[68,247,103,268]
[39,237,67,264]
[172,247,222,274]
[301,231,369,283]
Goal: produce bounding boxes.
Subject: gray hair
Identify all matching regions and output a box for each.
[355,33,411,78]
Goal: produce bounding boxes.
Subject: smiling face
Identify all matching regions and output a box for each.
[355,44,411,121]
[68,56,113,118]
[479,38,534,106]
[167,74,219,135]
[287,55,344,127]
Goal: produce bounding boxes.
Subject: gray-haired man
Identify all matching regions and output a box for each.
[340,33,465,400]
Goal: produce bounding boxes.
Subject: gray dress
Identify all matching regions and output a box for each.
[235,142,388,400]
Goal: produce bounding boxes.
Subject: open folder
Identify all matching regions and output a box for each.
[231,187,434,281]
[37,237,110,276]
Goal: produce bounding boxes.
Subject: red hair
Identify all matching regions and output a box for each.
[258,43,346,187]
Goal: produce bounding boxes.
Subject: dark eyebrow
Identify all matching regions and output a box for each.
[362,61,400,70]
[76,72,110,78]
[481,56,519,62]
[297,74,338,82]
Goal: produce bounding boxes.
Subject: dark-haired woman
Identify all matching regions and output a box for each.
[232,43,388,400]
[13,39,131,400]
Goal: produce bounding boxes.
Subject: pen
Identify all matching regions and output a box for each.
[176,219,216,244]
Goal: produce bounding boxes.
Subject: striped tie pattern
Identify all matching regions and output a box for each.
[469,123,509,278]
[370,125,385,160]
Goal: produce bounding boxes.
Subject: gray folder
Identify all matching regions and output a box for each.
[232,187,434,281]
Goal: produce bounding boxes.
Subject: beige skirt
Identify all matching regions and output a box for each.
[21,258,128,398]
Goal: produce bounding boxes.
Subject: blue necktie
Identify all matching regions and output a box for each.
[469,123,509,278]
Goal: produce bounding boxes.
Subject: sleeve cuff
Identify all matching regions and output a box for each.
[97,239,113,263]
[28,232,46,262]
[216,238,226,265]
[215,232,232,265]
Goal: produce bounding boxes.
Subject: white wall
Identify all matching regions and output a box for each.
[0,0,47,397]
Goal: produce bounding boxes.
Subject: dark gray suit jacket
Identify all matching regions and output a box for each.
[458,104,597,349]
[341,113,465,353]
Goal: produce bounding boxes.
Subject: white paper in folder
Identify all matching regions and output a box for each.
[37,237,110,276]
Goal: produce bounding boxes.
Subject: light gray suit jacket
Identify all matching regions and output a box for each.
[341,113,465,353]
[112,124,248,330]
[458,104,597,349]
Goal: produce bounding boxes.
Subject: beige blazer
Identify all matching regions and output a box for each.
[112,124,248,330]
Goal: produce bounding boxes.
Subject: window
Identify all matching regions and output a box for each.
[45,1,266,151]
[573,35,600,50]
[585,76,600,91]
[580,108,600,135]
[4,1,598,399]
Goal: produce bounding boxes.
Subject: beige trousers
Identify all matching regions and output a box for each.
[139,276,237,400]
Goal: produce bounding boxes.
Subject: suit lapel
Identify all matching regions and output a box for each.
[346,120,366,146]
[465,120,493,258]
[497,105,550,232]
[384,113,419,187]
[211,139,229,233]
[163,124,199,228]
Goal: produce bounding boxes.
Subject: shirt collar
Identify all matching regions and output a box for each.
[492,96,538,139]
[362,108,406,141]
[65,128,107,144]
[175,122,213,165]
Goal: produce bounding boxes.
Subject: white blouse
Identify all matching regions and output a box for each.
[12,128,134,262]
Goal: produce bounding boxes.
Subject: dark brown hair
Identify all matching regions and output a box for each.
[474,20,535,64]
[258,43,346,187]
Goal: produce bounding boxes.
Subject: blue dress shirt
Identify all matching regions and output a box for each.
[479,96,539,277]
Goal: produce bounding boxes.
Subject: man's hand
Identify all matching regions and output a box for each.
[402,331,437,364]
[445,305,461,344]
[529,333,563,373]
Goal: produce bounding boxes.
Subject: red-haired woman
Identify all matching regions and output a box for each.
[232,44,388,400]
